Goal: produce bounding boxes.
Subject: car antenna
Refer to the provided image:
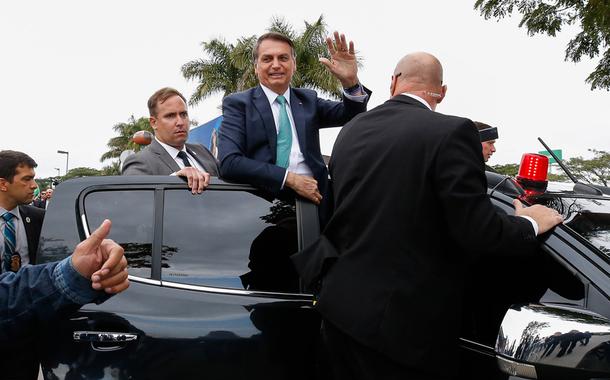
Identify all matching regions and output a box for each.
[537,137,603,196]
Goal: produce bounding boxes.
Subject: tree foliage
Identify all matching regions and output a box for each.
[63,167,102,180]
[474,0,610,90]
[182,15,353,105]
[35,177,56,192]
[493,149,610,185]
[100,115,153,165]
[566,149,610,186]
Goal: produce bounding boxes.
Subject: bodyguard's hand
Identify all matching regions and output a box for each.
[176,167,210,194]
[71,219,129,294]
[286,172,322,205]
[513,199,564,235]
[319,31,359,89]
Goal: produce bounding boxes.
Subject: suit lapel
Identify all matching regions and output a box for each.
[290,88,307,156]
[150,139,181,173]
[18,206,39,264]
[186,144,211,173]
[253,86,279,157]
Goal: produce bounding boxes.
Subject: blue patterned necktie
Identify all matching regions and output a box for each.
[2,212,18,272]
[275,95,292,169]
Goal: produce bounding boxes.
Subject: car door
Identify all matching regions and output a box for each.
[459,192,610,380]
[38,180,324,380]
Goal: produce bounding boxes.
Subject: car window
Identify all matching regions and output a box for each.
[540,196,610,259]
[162,190,300,293]
[84,190,154,279]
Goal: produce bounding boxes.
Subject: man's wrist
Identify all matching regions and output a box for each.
[55,257,101,305]
[519,215,539,236]
[342,79,360,90]
[343,81,364,96]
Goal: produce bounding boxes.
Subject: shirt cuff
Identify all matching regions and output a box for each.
[519,215,539,236]
[343,84,368,102]
[53,257,101,305]
[281,170,288,190]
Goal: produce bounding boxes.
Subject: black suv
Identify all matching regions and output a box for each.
[36,173,610,380]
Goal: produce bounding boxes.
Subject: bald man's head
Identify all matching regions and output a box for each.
[390,52,447,110]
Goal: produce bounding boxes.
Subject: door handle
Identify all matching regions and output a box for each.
[73,331,138,352]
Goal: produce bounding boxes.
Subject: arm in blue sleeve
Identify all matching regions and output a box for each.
[0,257,109,341]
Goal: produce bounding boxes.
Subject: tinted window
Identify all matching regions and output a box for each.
[84,190,154,278]
[162,190,299,293]
[541,196,610,257]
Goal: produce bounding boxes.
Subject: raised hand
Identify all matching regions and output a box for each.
[319,31,359,89]
[71,219,129,294]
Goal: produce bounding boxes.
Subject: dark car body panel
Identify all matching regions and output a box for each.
[36,174,610,379]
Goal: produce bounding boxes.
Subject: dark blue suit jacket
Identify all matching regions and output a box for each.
[218,85,370,201]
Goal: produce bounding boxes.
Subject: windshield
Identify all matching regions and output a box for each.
[538,196,610,257]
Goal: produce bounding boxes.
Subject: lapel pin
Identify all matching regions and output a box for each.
[25,217,31,223]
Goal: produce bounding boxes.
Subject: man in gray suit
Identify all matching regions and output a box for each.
[122,87,219,193]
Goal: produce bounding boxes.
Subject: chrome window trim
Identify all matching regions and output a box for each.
[161,279,313,300]
[128,275,161,286]
[81,188,315,300]
[81,214,90,238]
[126,275,312,299]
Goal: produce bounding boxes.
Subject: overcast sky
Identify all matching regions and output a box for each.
[2,0,608,178]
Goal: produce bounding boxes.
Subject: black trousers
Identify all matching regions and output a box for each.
[321,320,445,380]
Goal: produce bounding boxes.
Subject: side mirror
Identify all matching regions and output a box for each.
[496,304,610,379]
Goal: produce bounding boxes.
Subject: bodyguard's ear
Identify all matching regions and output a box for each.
[438,85,448,104]
[390,75,398,97]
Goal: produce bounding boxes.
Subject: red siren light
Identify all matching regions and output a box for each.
[516,153,549,196]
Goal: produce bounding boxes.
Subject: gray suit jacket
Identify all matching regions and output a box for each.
[122,139,219,176]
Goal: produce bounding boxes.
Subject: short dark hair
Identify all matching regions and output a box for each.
[148,87,187,117]
[473,121,492,131]
[253,32,296,62]
[0,150,37,182]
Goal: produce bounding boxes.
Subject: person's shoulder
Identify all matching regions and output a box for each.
[434,111,473,127]
[224,87,259,102]
[292,87,317,96]
[121,145,157,175]
[126,145,155,161]
[292,87,318,100]
[186,142,212,155]
[19,204,45,219]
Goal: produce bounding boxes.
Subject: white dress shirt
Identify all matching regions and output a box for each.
[260,84,368,187]
[0,206,30,272]
[155,138,206,173]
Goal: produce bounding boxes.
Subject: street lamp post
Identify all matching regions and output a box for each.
[57,150,69,175]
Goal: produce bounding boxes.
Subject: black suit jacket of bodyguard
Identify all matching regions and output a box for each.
[293,95,539,376]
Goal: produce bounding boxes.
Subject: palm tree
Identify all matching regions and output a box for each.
[182,36,258,105]
[182,15,355,105]
[269,16,345,99]
[100,115,153,163]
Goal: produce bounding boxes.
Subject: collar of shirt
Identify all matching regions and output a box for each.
[156,137,186,159]
[400,93,432,111]
[0,206,19,221]
[260,84,291,112]
[155,137,204,172]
